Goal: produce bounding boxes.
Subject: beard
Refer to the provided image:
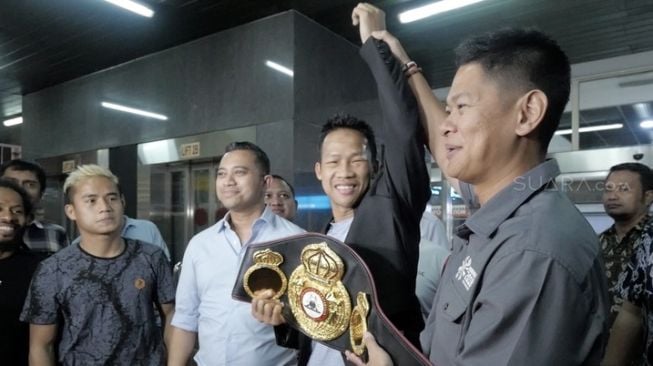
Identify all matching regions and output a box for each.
[0,226,26,253]
[607,212,630,222]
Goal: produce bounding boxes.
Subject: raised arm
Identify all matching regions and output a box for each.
[353,4,430,214]
[353,3,459,193]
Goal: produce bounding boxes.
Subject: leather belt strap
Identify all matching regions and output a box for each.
[232,233,431,366]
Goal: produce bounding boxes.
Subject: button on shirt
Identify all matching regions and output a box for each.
[172,206,304,366]
[421,159,609,366]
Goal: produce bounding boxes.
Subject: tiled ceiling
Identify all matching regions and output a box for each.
[1,0,653,147]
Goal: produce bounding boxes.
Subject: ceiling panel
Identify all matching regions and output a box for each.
[1,0,653,151]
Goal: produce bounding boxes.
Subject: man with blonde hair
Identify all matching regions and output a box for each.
[21,164,175,365]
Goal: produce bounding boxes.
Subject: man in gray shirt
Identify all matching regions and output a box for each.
[347,4,608,366]
[21,164,174,365]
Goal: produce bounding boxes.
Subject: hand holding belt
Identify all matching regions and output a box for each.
[231,233,431,366]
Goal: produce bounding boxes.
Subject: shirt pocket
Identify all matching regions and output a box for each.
[438,285,467,323]
[436,282,469,354]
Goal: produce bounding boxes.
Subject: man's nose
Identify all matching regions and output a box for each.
[98,197,114,211]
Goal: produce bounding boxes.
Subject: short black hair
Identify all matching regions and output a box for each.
[0,159,47,196]
[608,163,653,192]
[455,28,570,152]
[319,114,377,163]
[224,141,271,175]
[0,179,34,219]
[270,174,296,197]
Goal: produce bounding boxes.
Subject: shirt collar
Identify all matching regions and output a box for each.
[30,220,45,229]
[603,213,653,239]
[635,213,653,231]
[121,215,132,234]
[216,206,275,234]
[459,159,560,239]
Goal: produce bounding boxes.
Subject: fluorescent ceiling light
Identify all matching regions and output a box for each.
[265,60,294,77]
[3,116,23,127]
[554,123,623,136]
[641,120,653,129]
[399,0,486,23]
[101,102,167,120]
[103,0,154,18]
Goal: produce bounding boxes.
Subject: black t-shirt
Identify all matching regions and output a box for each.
[0,250,40,366]
[21,240,175,365]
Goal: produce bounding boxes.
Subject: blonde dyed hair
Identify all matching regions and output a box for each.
[63,164,120,203]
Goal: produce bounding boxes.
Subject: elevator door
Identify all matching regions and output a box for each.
[149,160,221,264]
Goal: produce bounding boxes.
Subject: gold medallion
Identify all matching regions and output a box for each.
[349,292,370,355]
[243,249,287,299]
[134,278,146,290]
[288,242,352,341]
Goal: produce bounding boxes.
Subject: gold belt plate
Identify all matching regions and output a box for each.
[288,242,352,341]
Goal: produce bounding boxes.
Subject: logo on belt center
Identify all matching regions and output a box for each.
[288,242,352,341]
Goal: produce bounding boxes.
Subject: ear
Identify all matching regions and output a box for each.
[64,203,76,221]
[262,174,272,187]
[515,89,548,137]
[121,194,126,208]
[645,189,653,207]
[314,162,323,181]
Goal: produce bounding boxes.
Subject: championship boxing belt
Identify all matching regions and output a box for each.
[231,233,430,366]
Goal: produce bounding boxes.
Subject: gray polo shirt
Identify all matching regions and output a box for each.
[421,159,609,366]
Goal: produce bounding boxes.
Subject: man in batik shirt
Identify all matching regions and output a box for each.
[604,225,653,365]
[600,163,653,323]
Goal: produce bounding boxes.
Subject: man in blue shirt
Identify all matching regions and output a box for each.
[168,142,304,366]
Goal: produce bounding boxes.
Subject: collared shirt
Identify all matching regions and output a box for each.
[421,159,609,366]
[600,214,653,320]
[416,238,449,322]
[72,216,171,260]
[23,220,68,254]
[420,209,449,251]
[172,206,304,366]
[617,225,653,366]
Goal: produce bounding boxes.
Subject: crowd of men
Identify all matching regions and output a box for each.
[1,2,653,366]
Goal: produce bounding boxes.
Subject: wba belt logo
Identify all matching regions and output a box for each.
[288,243,351,341]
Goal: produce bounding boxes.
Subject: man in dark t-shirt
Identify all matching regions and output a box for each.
[0,179,40,366]
[21,164,175,365]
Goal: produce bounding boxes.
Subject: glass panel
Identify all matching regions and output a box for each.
[170,170,188,263]
[548,112,574,153]
[576,70,653,150]
[192,168,211,235]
